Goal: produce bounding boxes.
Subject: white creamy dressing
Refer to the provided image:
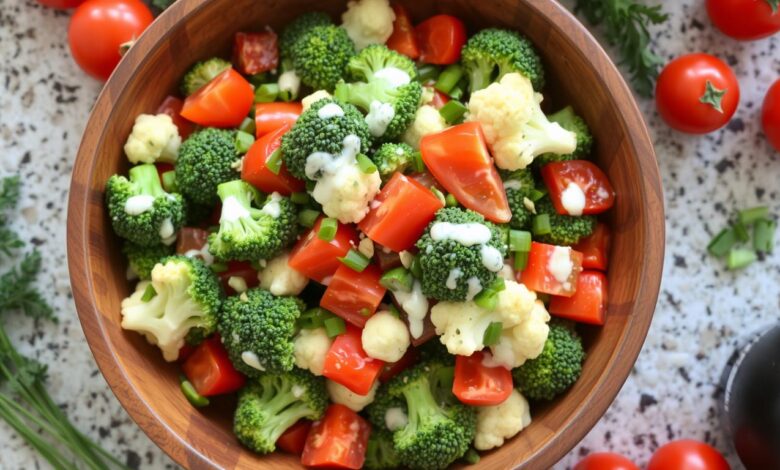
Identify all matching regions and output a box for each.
[445,268,462,290]
[465,276,482,301]
[158,218,174,239]
[548,246,574,289]
[523,197,536,214]
[365,100,395,137]
[480,245,505,272]
[305,134,361,180]
[241,351,266,371]
[358,237,375,258]
[430,222,492,246]
[277,70,301,96]
[399,250,414,269]
[561,182,586,216]
[220,196,250,222]
[503,180,523,191]
[384,407,409,431]
[374,67,411,87]
[124,195,155,215]
[261,192,283,218]
[392,281,428,339]
[291,385,306,398]
[184,243,214,266]
[317,102,345,119]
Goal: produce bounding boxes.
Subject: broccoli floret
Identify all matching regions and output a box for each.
[416,208,507,302]
[176,128,240,206]
[234,368,328,454]
[208,181,298,261]
[534,197,595,246]
[372,142,416,179]
[534,106,594,165]
[365,383,408,431]
[120,256,222,361]
[279,12,332,59]
[291,25,355,91]
[502,169,537,230]
[105,163,186,247]
[365,428,402,470]
[461,28,545,92]
[346,44,418,83]
[123,241,174,280]
[281,98,373,180]
[513,320,585,400]
[334,78,422,141]
[180,58,231,96]
[218,288,302,376]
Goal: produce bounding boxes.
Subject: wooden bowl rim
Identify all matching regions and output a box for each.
[66,0,664,468]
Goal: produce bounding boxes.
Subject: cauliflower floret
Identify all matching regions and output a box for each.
[302,90,333,112]
[361,311,410,362]
[257,252,309,296]
[466,73,576,170]
[430,280,543,358]
[123,113,181,164]
[312,162,381,224]
[473,389,532,450]
[293,328,333,375]
[402,105,447,149]
[484,299,550,369]
[326,379,378,412]
[341,0,395,51]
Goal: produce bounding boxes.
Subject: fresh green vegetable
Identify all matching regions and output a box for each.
[122,241,173,280]
[534,106,594,165]
[754,219,776,253]
[176,128,240,205]
[380,267,413,293]
[338,249,370,271]
[297,209,320,228]
[462,448,481,465]
[727,249,757,270]
[460,28,545,92]
[323,316,346,338]
[180,57,231,96]
[738,206,769,225]
[279,12,332,59]
[365,428,402,469]
[235,130,255,154]
[534,197,596,245]
[372,142,416,180]
[318,217,338,241]
[254,83,280,103]
[290,25,355,91]
[365,383,407,431]
[708,228,737,257]
[502,168,538,230]
[346,44,418,82]
[357,153,378,174]
[181,377,210,407]
[438,100,467,124]
[0,177,22,257]
[481,321,503,346]
[434,64,464,95]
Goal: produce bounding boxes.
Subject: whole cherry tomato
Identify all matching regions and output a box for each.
[762,79,780,152]
[656,54,739,134]
[68,0,153,81]
[706,0,780,41]
[574,452,639,470]
[37,0,85,7]
[647,440,731,470]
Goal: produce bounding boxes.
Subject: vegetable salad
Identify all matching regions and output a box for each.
[105,1,616,468]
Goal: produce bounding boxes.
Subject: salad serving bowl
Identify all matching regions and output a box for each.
[67,0,664,468]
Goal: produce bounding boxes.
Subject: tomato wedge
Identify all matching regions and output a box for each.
[359,172,444,252]
[548,271,607,325]
[241,123,305,195]
[181,68,254,128]
[322,325,384,395]
[233,31,278,75]
[301,404,370,469]
[573,223,611,271]
[414,14,466,65]
[453,351,513,406]
[217,261,260,295]
[181,336,246,396]
[420,122,511,223]
[156,95,194,140]
[288,217,359,283]
[175,227,210,256]
[255,102,302,138]
[320,264,387,328]
[541,160,615,216]
[379,347,419,383]
[386,4,420,60]
[517,242,583,297]
[276,419,312,454]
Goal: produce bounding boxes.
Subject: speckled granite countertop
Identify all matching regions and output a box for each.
[1,0,778,468]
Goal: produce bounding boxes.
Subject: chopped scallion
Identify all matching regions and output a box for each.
[463,449,481,465]
[707,228,736,257]
[733,221,750,243]
[509,230,532,253]
[299,307,331,330]
[448,82,465,101]
[409,255,422,279]
[532,214,552,236]
[754,219,776,253]
[338,249,371,272]
[238,117,256,135]
[290,192,310,205]
[514,251,529,271]
[430,187,446,205]
[161,171,178,193]
[265,148,283,175]
[141,284,157,302]
[235,130,255,154]
[357,153,377,174]
[445,193,458,207]
[318,217,338,241]
[416,64,441,84]
[297,209,320,228]
[482,321,503,346]
[210,262,228,273]
[439,100,467,124]
[324,316,346,338]
[727,249,757,270]
[528,188,546,202]
[380,267,413,293]
[180,377,209,407]
[254,83,279,103]
[738,206,769,226]
[411,151,425,173]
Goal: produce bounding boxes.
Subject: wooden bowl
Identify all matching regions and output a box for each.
[67,0,664,468]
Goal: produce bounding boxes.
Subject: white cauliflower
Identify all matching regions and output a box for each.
[312,162,381,224]
[257,252,309,296]
[302,90,333,111]
[123,113,181,164]
[278,70,301,99]
[326,379,378,412]
[473,389,532,450]
[484,299,550,369]
[293,328,333,376]
[466,73,576,170]
[361,311,410,362]
[402,105,447,149]
[341,0,395,50]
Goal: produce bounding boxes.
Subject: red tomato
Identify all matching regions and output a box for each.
[453,351,513,406]
[175,227,210,255]
[414,14,467,65]
[518,242,583,297]
[706,0,780,41]
[217,261,259,295]
[276,420,312,454]
[379,347,419,383]
[430,87,450,110]
[233,31,279,75]
[37,0,85,8]
[301,404,370,469]
[420,122,511,223]
[386,4,420,60]
[411,172,445,192]
[288,217,358,283]
[647,440,730,470]
[68,0,153,81]
[255,102,302,138]
[656,53,740,134]
[181,336,246,396]
[541,160,616,216]
[548,271,607,325]
[322,325,384,395]
[573,223,611,271]
[157,96,195,140]
[241,123,305,195]
[763,79,780,152]
[181,68,254,128]
[359,173,444,252]
[574,452,640,470]
[320,264,387,328]
[177,343,196,362]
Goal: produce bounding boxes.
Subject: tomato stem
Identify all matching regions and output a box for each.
[699,80,727,113]
[766,0,779,14]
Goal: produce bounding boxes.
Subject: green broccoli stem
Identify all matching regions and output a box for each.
[129,164,166,198]
[467,64,493,93]
[400,376,445,435]
[216,180,254,208]
[259,392,314,444]
[334,81,391,112]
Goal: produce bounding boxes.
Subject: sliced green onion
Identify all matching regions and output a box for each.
[409,255,423,279]
[532,214,552,236]
[448,83,465,101]
[738,206,769,226]
[161,170,178,193]
[434,64,464,94]
[291,192,310,205]
[411,151,425,173]
[357,153,378,174]
[482,321,503,346]
[249,72,272,87]
[254,83,279,103]
[387,304,401,317]
[463,449,480,465]
[299,307,330,329]
[324,316,346,338]
[416,64,441,83]
[733,221,750,243]
[754,218,776,253]
[180,378,209,407]
[338,249,371,272]
[491,277,506,292]
[514,251,529,271]
[438,100,467,124]
[278,88,294,102]
[509,230,532,253]
[235,130,255,154]
[380,267,413,293]
[727,249,757,270]
[445,193,458,207]
[141,284,157,302]
[318,217,338,241]
[474,289,498,310]
[238,117,256,135]
[430,187,446,205]
[707,228,737,257]
[298,209,321,228]
[265,148,283,175]
[528,188,546,202]
[210,262,228,273]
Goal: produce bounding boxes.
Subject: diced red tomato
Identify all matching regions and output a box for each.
[322,325,384,395]
[541,160,616,216]
[386,4,420,60]
[573,223,611,271]
[276,419,312,454]
[430,87,450,110]
[181,68,254,128]
[288,217,359,283]
[420,122,511,223]
[175,227,210,255]
[217,261,259,295]
[233,31,278,75]
[359,172,444,252]
[255,102,302,138]
[453,351,513,406]
[549,271,607,325]
[379,347,419,382]
[241,123,305,195]
[411,172,445,192]
[156,95,194,139]
[373,248,403,272]
[301,404,370,469]
[320,264,387,328]
[181,336,246,396]
[415,14,466,65]
[518,242,583,297]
